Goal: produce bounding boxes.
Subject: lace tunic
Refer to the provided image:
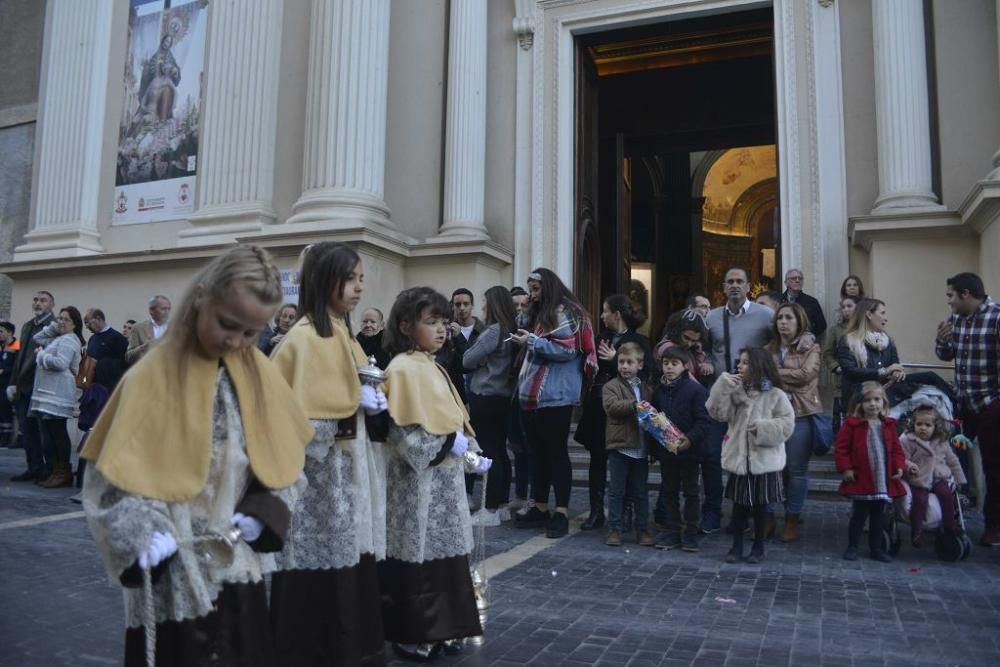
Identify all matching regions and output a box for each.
[84,368,299,627]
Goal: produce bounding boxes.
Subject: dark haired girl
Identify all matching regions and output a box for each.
[511,268,598,538]
[269,241,389,666]
[575,293,652,531]
[381,286,490,661]
[707,347,794,564]
[462,286,519,516]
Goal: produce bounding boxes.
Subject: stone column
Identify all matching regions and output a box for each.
[16,0,113,259]
[438,0,490,239]
[512,0,535,278]
[180,0,283,244]
[871,0,940,211]
[287,0,393,229]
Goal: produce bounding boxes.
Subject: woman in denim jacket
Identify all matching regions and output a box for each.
[511,268,597,539]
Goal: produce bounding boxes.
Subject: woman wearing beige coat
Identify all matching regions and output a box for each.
[767,302,822,543]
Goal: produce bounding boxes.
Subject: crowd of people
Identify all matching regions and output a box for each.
[0,245,997,665]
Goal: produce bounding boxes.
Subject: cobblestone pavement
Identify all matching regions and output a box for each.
[2,448,999,666]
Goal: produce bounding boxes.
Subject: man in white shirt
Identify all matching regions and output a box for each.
[126,295,171,365]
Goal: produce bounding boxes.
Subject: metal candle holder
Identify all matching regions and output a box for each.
[357,355,387,387]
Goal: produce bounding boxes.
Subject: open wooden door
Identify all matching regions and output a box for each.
[614,132,632,297]
[574,41,601,320]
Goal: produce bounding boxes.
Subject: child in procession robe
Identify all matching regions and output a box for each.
[81,245,313,667]
[380,286,493,663]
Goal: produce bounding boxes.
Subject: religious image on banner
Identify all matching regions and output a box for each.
[113,0,208,225]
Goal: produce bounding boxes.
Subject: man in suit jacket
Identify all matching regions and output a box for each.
[9,291,56,481]
[782,268,827,339]
[126,295,171,365]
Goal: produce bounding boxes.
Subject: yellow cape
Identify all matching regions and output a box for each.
[270,315,369,419]
[384,351,475,436]
[81,342,313,503]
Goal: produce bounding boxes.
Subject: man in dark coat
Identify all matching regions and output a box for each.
[782,268,827,338]
[0,322,20,447]
[9,291,56,481]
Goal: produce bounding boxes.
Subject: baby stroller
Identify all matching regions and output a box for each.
[884,480,973,561]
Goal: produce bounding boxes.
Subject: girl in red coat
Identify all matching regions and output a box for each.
[834,381,906,562]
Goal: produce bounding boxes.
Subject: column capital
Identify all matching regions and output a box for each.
[513,0,536,50]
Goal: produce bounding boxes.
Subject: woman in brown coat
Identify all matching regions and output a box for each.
[767,303,822,542]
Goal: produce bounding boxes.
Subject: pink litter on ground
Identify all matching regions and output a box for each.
[908,567,921,573]
[714,596,737,604]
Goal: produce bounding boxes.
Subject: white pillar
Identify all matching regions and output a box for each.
[438,0,490,240]
[17,0,112,259]
[180,0,283,244]
[871,0,940,211]
[287,0,393,230]
[512,0,535,278]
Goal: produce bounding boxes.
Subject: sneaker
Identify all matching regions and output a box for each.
[440,638,464,656]
[870,551,892,563]
[605,529,622,546]
[515,499,535,517]
[514,506,549,528]
[980,526,1000,547]
[681,531,700,553]
[699,511,720,535]
[655,531,682,550]
[637,530,656,547]
[507,497,527,514]
[545,512,569,538]
[842,545,859,561]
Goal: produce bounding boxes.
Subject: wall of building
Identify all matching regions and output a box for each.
[385,0,448,242]
[838,0,878,218]
[0,0,46,318]
[868,236,978,367]
[981,220,1000,295]
[932,0,1000,209]
[484,0,517,252]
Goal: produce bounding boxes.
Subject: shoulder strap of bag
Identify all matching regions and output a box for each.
[723,309,732,373]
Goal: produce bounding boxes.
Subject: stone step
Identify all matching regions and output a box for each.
[566,445,843,496]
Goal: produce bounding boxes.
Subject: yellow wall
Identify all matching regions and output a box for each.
[868,237,978,371]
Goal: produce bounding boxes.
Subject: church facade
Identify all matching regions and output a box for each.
[1,0,998,365]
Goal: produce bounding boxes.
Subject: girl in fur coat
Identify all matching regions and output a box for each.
[834,381,906,562]
[901,404,967,546]
[707,347,795,564]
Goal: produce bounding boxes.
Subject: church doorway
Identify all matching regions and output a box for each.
[573,8,778,340]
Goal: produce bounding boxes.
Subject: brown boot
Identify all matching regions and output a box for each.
[780,513,800,543]
[605,529,622,547]
[39,462,73,488]
[637,530,656,547]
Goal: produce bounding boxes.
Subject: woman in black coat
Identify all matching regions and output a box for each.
[574,294,652,531]
[836,298,906,408]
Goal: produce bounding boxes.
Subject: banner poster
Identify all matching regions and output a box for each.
[113,0,208,225]
[279,269,301,303]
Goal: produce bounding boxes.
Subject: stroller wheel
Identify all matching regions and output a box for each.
[959,533,972,560]
[934,533,966,562]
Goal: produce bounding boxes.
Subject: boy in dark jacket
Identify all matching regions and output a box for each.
[651,346,711,552]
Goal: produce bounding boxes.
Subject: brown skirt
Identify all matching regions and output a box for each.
[124,580,274,667]
[269,553,386,666]
[378,553,483,644]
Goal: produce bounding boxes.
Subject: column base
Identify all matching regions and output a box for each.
[436,222,492,241]
[872,190,943,212]
[178,202,277,246]
[287,188,395,232]
[13,226,104,260]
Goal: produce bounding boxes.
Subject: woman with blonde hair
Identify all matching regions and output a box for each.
[836,298,905,407]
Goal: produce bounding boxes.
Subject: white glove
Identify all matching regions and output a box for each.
[231,512,264,543]
[5,386,14,402]
[472,456,493,475]
[138,531,177,570]
[450,430,470,457]
[359,385,387,415]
